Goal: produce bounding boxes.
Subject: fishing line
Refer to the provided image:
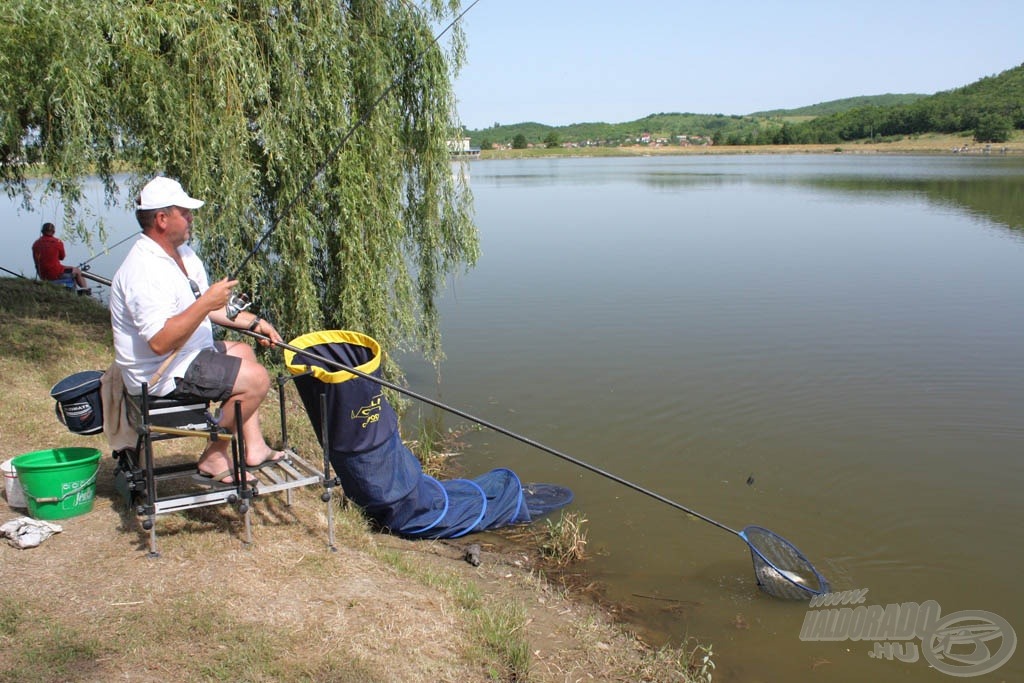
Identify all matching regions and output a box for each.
[229,0,483,281]
[79,231,139,270]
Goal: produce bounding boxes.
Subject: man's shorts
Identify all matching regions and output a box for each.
[170,342,241,402]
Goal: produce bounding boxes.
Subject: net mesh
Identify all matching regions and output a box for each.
[741,525,829,600]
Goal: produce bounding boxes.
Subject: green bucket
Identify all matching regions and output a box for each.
[12,447,102,520]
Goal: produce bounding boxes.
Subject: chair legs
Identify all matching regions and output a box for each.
[115,380,330,556]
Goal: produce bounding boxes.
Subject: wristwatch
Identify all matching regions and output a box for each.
[247,316,262,332]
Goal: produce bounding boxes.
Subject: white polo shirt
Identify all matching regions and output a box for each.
[110,235,214,396]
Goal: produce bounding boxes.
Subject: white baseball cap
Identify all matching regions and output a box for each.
[136,177,205,211]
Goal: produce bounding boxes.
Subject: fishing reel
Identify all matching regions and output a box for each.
[226,291,252,321]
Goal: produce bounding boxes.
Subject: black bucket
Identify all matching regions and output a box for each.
[50,370,104,436]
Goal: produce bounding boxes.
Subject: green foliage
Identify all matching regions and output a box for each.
[0,0,477,362]
[752,93,927,117]
[473,113,748,147]
[793,62,1024,143]
[974,113,1013,143]
[544,130,560,148]
[473,600,531,681]
[470,65,1024,148]
[466,96,925,147]
[512,133,528,149]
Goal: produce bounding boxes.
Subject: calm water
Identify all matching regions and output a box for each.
[3,156,1022,681]
[398,155,1024,682]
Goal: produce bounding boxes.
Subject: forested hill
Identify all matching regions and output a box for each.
[467,112,768,149]
[787,62,1024,144]
[465,63,1024,148]
[751,94,926,118]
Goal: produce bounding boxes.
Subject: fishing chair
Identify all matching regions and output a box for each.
[34,266,90,295]
[113,375,329,557]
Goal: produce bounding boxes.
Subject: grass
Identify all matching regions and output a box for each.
[376,547,532,680]
[538,512,588,568]
[404,410,453,478]
[0,277,710,682]
[474,600,532,681]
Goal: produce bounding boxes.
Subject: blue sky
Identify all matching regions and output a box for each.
[452,0,1024,130]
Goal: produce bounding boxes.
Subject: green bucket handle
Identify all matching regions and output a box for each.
[23,470,98,504]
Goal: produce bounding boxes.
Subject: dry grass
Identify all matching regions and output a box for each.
[537,512,589,568]
[0,278,705,683]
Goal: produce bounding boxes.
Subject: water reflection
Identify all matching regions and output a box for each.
[479,156,1024,236]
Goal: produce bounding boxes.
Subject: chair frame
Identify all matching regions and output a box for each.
[114,374,334,557]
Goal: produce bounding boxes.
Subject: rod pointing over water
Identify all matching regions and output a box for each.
[241,328,739,536]
[80,232,139,268]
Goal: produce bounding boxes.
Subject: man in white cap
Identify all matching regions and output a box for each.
[110,176,285,484]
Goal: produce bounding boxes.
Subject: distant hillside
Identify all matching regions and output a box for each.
[466,94,932,148]
[468,112,756,148]
[751,94,927,118]
[789,62,1024,144]
[466,64,1024,148]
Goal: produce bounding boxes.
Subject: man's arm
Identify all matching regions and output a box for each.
[147,277,238,355]
[208,307,284,346]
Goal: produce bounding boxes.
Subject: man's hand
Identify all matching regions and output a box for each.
[148,277,237,356]
[250,318,283,348]
[202,277,239,313]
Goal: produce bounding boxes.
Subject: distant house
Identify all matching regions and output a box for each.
[447,137,481,156]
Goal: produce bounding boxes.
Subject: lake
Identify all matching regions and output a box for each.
[3,155,1022,681]
[398,154,1024,682]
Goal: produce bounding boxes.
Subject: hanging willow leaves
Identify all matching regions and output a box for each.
[0,0,476,361]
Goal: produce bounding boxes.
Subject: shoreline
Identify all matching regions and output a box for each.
[0,278,707,682]
[471,133,1024,160]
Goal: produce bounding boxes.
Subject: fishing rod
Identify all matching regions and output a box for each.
[2,263,109,287]
[81,271,111,287]
[79,231,139,270]
[239,330,736,531]
[240,327,831,599]
[2,263,108,297]
[228,0,482,285]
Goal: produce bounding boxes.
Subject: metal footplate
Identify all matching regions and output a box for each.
[245,449,322,497]
[123,449,323,517]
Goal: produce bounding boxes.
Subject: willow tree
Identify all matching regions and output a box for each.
[0,0,477,360]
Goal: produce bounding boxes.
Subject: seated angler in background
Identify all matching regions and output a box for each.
[109,176,286,485]
[32,222,91,294]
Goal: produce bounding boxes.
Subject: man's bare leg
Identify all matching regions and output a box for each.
[196,342,282,479]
